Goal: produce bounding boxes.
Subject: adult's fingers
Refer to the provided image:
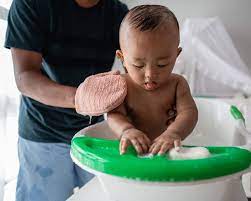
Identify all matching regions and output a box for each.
[111,70,121,75]
[99,70,120,77]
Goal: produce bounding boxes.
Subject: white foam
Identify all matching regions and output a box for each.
[138,153,154,159]
[169,147,211,160]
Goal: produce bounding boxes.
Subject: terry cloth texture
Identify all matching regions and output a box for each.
[75,72,127,116]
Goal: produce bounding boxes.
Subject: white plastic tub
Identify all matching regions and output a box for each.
[72,98,251,201]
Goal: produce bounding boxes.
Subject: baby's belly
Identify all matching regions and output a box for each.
[128,105,177,140]
[133,117,169,140]
[137,124,166,140]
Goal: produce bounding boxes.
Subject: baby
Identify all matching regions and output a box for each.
[107,5,198,155]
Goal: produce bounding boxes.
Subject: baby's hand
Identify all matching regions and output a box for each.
[120,128,151,155]
[149,132,181,155]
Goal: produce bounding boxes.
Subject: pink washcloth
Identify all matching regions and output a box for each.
[75,71,127,116]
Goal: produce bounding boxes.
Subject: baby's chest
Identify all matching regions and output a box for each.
[126,92,176,120]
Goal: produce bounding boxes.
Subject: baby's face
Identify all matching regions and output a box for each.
[118,24,181,91]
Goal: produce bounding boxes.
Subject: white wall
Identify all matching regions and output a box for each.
[122,0,251,69]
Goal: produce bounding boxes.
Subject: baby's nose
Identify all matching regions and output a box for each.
[144,67,157,80]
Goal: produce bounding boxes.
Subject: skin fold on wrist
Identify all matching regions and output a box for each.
[163,130,181,140]
[120,126,135,139]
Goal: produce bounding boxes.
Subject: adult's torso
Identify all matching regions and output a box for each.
[19,0,128,144]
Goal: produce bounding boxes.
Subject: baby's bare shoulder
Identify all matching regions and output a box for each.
[169,73,188,86]
[169,74,191,97]
[170,73,187,81]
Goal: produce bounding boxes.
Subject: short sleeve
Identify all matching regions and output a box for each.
[4,0,45,53]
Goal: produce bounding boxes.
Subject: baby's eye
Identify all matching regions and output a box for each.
[157,64,168,68]
[133,64,144,68]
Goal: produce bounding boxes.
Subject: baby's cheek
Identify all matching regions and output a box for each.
[131,73,144,85]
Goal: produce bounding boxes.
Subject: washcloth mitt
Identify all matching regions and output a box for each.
[75,71,127,116]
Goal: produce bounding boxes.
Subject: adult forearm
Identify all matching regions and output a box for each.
[16,70,76,108]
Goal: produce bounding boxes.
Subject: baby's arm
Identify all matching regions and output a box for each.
[107,102,133,138]
[150,76,198,155]
[107,103,151,155]
[165,76,198,139]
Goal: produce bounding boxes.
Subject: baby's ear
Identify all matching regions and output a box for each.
[177,47,182,57]
[116,50,124,62]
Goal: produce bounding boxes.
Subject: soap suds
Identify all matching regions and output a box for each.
[169,147,211,160]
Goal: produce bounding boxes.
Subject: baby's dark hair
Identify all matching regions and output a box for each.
[122,5,179,32]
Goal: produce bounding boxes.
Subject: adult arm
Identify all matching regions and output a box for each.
[12,48,76,108]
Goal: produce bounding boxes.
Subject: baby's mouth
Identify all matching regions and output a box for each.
[144,81,158,90]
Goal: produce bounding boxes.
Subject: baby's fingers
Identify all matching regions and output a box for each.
[143,135,152,147]
[131,139,144,155]
[150,142,162,155]
[137,137,150,153]
[120,138,130,155]
[149,142,156,153]
[158,143,172,155]
[174,140,181,151]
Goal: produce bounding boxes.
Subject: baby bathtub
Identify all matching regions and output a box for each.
[70,98,251,201]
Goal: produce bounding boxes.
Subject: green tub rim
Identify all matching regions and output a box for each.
[71,136,251,182]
